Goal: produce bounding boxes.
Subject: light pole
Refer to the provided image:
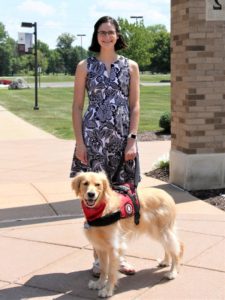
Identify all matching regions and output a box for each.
[77,34,86,58]
[21,22,39,110]
[130,16,143,25]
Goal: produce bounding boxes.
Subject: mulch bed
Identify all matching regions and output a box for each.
[145,168,225,211]
[138,131,171,141]
[142,131,225,212]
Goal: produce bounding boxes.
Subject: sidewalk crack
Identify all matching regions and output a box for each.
[185,237,225,267]
[30,183,59,216]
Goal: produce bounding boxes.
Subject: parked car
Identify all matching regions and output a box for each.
[0,79,12,85]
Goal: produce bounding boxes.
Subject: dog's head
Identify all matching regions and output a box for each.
[71,172,111,208]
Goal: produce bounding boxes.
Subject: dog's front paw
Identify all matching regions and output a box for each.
[98,287,113,298]
[88,279,106,290]
[164,270,178,280]
[157,258,170,268]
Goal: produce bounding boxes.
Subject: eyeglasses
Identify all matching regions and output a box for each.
[97,30,117,37]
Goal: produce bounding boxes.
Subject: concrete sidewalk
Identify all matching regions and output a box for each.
[28,81,170,89]
[0,105,224,299]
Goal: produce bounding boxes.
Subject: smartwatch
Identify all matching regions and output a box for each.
[128,133,137,140]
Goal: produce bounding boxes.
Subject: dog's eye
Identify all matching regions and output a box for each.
[95,183,101,187]
[83,181,89,186]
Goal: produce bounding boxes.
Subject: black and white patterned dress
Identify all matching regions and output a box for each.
[70,56,139,185]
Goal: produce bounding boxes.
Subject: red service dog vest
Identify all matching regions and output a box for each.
[82,185,140,227]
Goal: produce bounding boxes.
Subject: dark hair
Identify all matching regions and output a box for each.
[89,16,127,52]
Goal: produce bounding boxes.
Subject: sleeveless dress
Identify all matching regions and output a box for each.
[70,56,139,185]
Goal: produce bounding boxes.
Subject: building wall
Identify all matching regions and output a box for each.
[170,0,225,190]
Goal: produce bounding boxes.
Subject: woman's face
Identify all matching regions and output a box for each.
[97,22,118,50]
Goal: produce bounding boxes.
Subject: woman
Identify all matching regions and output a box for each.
[70,16,140,276]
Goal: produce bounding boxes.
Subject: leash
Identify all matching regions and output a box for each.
[84,146,141,227]
[133,154,141,224]
[134,153,141,188]
[112,151,141,225]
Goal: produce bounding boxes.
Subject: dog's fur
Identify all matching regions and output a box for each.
[72,172,183,298]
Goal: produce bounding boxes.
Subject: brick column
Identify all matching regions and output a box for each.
[170,0,225,190]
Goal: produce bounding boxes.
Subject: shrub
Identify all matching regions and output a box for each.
[152,153,169,170]
[158,160,169,169]
[159,112,171,133]
[8,78,30,90]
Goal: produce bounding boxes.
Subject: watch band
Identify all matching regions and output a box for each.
[128,133,137,140]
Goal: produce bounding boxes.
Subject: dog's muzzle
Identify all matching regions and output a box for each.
[84,192,98,207]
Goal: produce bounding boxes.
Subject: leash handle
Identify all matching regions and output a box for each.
[134,153,141,188]
[128,191,140,225]
[111,141,141,187]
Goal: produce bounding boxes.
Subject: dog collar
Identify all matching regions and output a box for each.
[82,200,106,221]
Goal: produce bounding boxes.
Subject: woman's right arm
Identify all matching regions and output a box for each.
[72,60,88,164]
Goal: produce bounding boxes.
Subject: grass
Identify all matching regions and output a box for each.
[0,88,74,139]
[139,85,170,132]
[140,73,170,82]
[0,85,170,140]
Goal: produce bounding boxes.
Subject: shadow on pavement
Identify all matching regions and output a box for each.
[0,199,83,229]
[0,183,199,229]
[0,267,170,300]
[143,182,197,205]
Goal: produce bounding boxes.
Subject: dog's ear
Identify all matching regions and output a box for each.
[71,173,83,196]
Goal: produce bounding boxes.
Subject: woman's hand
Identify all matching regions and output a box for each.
[75,143,88,165]
[124,139,137,161]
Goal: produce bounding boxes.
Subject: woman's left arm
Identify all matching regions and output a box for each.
[124,60,140,161]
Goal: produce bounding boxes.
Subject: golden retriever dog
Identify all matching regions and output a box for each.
[72,171,183,298]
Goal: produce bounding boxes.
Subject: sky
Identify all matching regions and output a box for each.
[1,0,170,50]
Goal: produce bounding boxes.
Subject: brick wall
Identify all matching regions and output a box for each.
[171,0,225,155]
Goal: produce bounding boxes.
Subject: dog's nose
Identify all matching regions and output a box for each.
[87,192,95,199]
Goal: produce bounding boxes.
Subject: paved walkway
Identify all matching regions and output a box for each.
[0,105,224,299]
[27,81,170,88]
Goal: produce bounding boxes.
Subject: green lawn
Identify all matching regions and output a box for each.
[139,85,170,132]
[0,86,170,139]
[140,74,170,82]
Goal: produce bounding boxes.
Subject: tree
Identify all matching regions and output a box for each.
[67,46,83,75]
[0,22,7,41]
[0,23,19,76]
[0,20,170,76]
[147,24,167,33]
[6,37,19,75]
[148,26,170,73]
[37,40,50,57]
[0,22,10,75]
[56,33,75,49]
[118,18,152,71]
[56,33,76,74]
[47,49,64,74]
[117,20,170,73]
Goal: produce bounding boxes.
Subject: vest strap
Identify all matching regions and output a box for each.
[86,185,140,227]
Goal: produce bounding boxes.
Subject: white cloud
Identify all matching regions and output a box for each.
[43,20,62,30]
[18,0,55,16]
[88,0,170,30]
[91,0,169,14]
[58,1,68,18]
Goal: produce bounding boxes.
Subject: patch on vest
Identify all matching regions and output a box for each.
[120,193,136,219]
[124,202,134,215]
